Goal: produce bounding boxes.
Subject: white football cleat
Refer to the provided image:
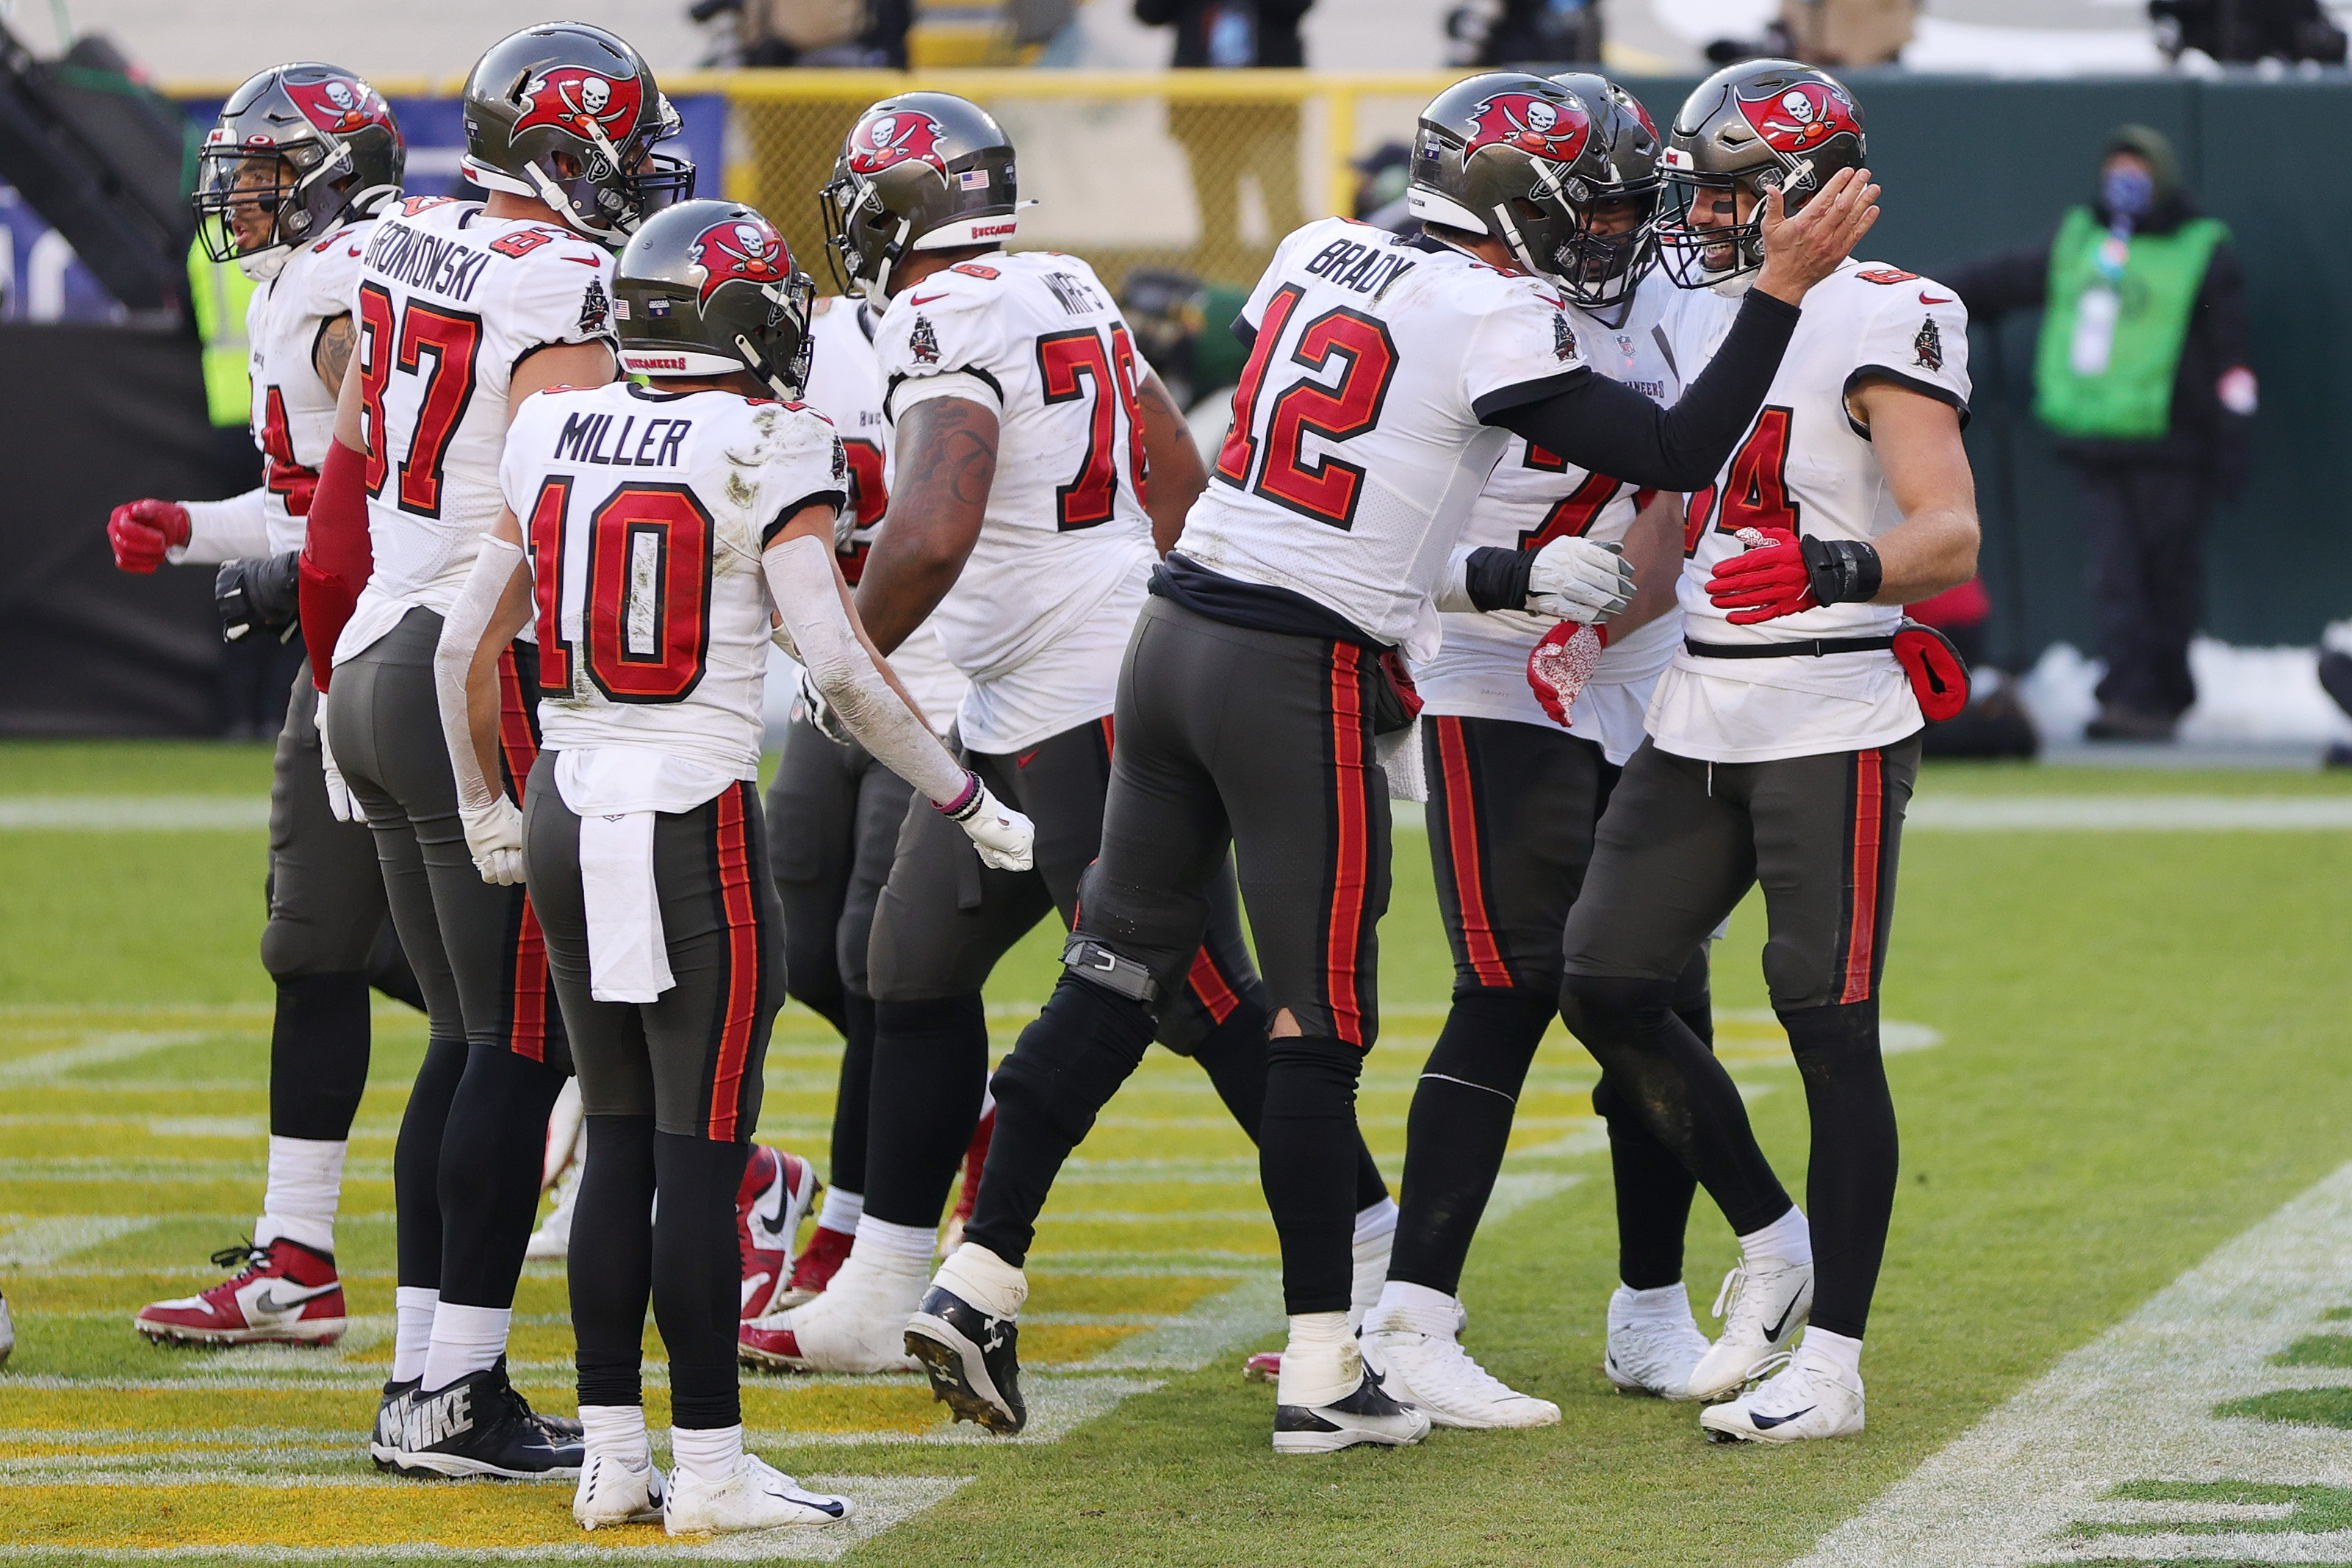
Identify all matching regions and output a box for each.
[1697,1344,1864,1444]
[663,1453,854,1533]
[575,1451,666,1529]
[1603,1284,1713,1400]
[525,1159,583,1260]
[1273,1368,1432,1453]
[1686,1259,1813,1400]
[1361,1301,1558,1429]
[738,1252,921,1373]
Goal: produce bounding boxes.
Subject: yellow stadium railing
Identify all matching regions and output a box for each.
[168,72,1470,296]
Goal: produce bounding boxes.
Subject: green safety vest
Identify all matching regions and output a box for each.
[187,239,257,430]
[2032,206,2226,441]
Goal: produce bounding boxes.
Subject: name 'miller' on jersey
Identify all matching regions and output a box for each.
[329,197,616,668]
[1175,217,1592,658]
[872,251,1160,754]
[503,381,848,780]
[247,218,376,554]
[1647,259,1974,765]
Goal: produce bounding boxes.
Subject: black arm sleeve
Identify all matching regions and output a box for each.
[1484,289,1801,492]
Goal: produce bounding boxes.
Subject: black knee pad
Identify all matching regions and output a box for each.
[1423,987,1555,1098]
[988,977,1156,1148]
[874,993,985,1052]
[1263,1034,1363,1111]
[1558,973,1680,1050]
[270,971,373,1142]
[1779,998,1883,1082]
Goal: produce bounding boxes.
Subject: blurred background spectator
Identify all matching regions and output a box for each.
[689,0,913,66]
[1138,0,1308,287]
[1950,125,2254,743]
[1445,0,1601,66]
[2149,0,2345,64]
[1134,0,1308,62]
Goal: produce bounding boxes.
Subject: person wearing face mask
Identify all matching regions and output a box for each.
[1949,125,2254,742]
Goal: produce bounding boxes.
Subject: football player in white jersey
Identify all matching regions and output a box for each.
[744,293,971,1326]
[1557,61,1979,1445]
[298,23,694,1478]
[105,64,411,1350]
[1364,71,1732,1428]
[755,93,1396,1378]
[907,71,1879,1453]
[434,199,1027,1536]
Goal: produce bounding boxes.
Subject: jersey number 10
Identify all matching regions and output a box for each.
[525,475,716,704]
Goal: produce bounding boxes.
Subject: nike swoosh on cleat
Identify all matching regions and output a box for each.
[1750,1403,1816,1430]
[251,1283,338,1315]
[1762,1296,1802,1342]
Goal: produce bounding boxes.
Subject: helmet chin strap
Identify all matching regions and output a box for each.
[860,215,911,306]
[734,333,795,400]
[1489,203,1546,282]
[524,160,618,242]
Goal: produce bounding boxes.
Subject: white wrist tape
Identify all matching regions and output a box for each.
[174,486,271,566]
[432,536,528,816]
[763,534,968,806]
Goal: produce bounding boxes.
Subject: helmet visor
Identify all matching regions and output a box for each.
[1658,173,1763,288]
[193,149,304,265]
[1547,182,1662,309]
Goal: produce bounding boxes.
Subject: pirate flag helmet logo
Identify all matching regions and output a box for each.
[1463,91,1592,167]
[846,109,949,178]
[689,216,793,306]
[514,67,644,142]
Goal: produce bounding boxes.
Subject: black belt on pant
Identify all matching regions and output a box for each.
[1685,635,1896,659]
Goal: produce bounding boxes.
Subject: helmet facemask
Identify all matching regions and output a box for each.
[519,95,695,244]
[1658,169,1774,289]
[1524,167,1662,310]
[737,270,818,400]
[820,166,907,303]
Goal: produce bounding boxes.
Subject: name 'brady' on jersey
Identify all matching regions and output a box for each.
[503,381,849,782]
[333,195,617,667]
[874,250,1157,754]
[1176,216,1592,658]
[1647,259,1973,764]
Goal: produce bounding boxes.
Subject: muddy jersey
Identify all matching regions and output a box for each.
[802,297,966,735]
[874,251,1157,754]
[176,220,378,564]
[1648,260,1972,763]
[333,196,616,666]
[1410,271,1724,763]
[503,382,848,780]
[1176,218,1592,659]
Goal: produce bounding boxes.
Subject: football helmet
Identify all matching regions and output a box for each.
[821,93,1019,303]
[1409,73,1623,289]
[193,64,403,281]
[460,23,694,245]
[1539,73,1664,309]
[613,199,816,400]
[1658,60,1865,289]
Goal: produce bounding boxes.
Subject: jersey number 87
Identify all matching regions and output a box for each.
[524,475,715,704]
[356,283,482,518]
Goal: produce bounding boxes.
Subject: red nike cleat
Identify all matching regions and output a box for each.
[738,1145,821,1320]
[1243,1352,1282,1382]
[135,1237,346,1346]
[736,1316,814,1373]
[771,1222,853,1312]
[941,1098,996,1254]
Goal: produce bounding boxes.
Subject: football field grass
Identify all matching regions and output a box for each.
[4,741,2352,1565]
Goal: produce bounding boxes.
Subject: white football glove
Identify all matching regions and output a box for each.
[797,668,855,747]
[313,692,365,824]
[942,774,1035,872]
[1527,536,1636,623]
[460,795,526,885]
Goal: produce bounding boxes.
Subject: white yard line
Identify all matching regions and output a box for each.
[0,1217,156,1267]
[1791,1161,2352,1568]
[0,797,270,831]
[1907,795,2352,831]
[0,1033,212,1087]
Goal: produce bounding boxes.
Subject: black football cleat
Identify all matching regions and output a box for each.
[370,1377,420,1471]
[383,1356,583,1479]
[905,1284,1026,1434]
[1273,1368,1432,1453]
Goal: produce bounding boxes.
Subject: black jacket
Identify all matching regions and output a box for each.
[1949,192,2254,490]
[1133,0,1310,65]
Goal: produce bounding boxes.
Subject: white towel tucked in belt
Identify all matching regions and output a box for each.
[555,747,746,1005]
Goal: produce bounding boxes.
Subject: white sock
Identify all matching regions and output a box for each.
[670,1423,743,1489]
[256,1136,345,1255]
[854,1215,935,1270]
[392,1287,439,1384]
[1370,1279,1457,1337]
[420,1301,511,1393]
[1275,1310,1360,1409]
[1351,1197,1399,1248]
[1616,1281,1691,1318]
[816,1187,863,1237]
[935,1242,1026,1319]
[1738,1206,1813,1268]
[1802,1326,1863,1383]
[578,1403,650,1467]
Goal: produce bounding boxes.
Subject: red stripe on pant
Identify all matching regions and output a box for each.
[1184,948,1241,1025]
[708,784,762,1141]
[1841,748,1885,1004]
[1325,644,1370,1047]
[1431,716,1511,988]
[496,646,551,1061]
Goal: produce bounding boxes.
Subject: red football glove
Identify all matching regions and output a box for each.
[1705,526,1818,625]
[107,498,190,574]
[1525,619,1607,729]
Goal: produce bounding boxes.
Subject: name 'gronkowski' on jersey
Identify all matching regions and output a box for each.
[799,298,966,734]
[1647,259,1972,764]
[345,195,616,642]
[1176,217,1592,655]
[1409,269,1721,760]
[248,218,377,555]
[502,382,849,779]
[873,251,1159,754]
